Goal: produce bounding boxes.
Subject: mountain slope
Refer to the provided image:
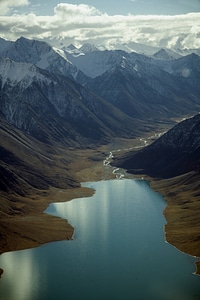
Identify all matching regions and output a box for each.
[61,45,200,121]
[113,114,200,178]
[0,58,140,146]
[0,116,93,254]
[0,37,88,83]
[1,37,200,124]
[153,48,181,60]
[112,113,200,272]
[63,49,125,78]
[0,117,79,210]
[0,37,200,261]
[86,52,200,120]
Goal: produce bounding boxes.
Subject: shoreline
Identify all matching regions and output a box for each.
[129,174,200,276]
[1,142,200,277]
[164,228,200,276]
[0,186,94,256]
[1,175,199,276]
[149,173,200,276]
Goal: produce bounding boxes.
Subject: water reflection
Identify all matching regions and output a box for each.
[0,179,199,300]
[0,250,39,300]
[48,180,113,243]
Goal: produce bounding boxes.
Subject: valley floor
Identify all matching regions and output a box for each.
[0,137,200,276]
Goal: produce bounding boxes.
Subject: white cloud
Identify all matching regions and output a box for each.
[0,3,200,50]
[54,3,101,17]
[0,0,29,15]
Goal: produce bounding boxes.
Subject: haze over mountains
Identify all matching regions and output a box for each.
[0,36,200,196]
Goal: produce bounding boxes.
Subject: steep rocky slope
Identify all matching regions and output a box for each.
[0,116,83,255]
[0,58,139,146]
[1,37,200,124]
[0,117,79,211]
[113,114,200,178]
[86,52,200,120]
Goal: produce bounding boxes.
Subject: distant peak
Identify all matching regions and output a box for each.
[17,36,28,41]
[16,36,38,45]
[15,36,50,48]
[15,36,30,44]
[79,43,99,53]
[67,44,77,50]
[153,49,171,60]
[157,48,167,54]
[153,48,180,60]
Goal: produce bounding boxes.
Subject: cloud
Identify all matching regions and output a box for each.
[0,3,200,50]
[0,0,29,15]
[54,3,100,17]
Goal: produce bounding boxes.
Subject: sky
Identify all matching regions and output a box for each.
[0,0,200,50]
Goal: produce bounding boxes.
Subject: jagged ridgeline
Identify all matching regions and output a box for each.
[0,37,200,255]
[0,37,200,191]
[0,37,200,143]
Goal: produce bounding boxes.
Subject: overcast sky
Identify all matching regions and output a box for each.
[0,0,200,49]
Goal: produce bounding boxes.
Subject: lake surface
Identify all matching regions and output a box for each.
[0,179,199,300]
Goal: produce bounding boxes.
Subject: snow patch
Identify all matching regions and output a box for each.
[0,58,51,89]
[181,68,191,77]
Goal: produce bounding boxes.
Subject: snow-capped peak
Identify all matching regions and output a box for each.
[0,37,81,80]
[0,58,50,89]
[78,43,99,53]
[153,48,181,60]
[67,44,77,51]
[62,44,84,57]
[52,47,73,64]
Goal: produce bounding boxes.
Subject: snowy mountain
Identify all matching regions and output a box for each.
[113,114,200,178]
[85,50,200,120]
[0,36,200,262]
[1,37,200,142]
[174,47,200,57]
[79,43,99,53]
[0,37,88,83]
[63,49,127,78]
[108,41,161,55]
[153,48,181,60]
[61,44,83,57]
[105,41,200,57]
[0,57,139,146]
[164,53,200,78]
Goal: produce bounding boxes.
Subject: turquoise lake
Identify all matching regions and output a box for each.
[0,179,199,300]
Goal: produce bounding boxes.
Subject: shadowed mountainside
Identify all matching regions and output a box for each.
[112,114,200,274]
[113,114,200,178]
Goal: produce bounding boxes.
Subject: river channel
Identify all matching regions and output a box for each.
[0,178,199,300]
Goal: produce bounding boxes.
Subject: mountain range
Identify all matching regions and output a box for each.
[0,57,140,146]
[0,37,200,143]
[0,36,200,256]
[0,36,200,195]
[0,36,199,178]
